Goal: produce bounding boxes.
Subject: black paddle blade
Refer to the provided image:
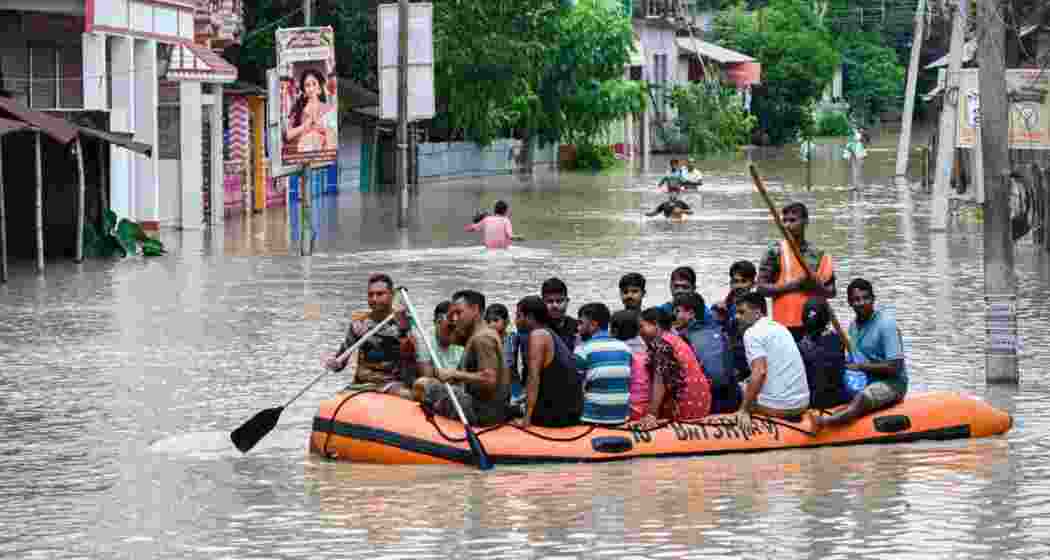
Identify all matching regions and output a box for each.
[464,426,493,470]
[231,406,284,453]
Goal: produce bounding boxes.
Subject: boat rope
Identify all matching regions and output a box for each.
[319,392,826,453]
[320,389,383,457]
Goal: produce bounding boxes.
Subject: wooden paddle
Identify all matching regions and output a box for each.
[398,287,494,470]
[749,163,853,355]
[230,311,399,453]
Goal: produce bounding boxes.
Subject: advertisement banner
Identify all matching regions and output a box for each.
[956,68,1050,149]
[275,26,338,165]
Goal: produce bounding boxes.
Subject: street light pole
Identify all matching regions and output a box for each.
[397,0,410,229]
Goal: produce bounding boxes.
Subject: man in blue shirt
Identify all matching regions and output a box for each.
[655,266,712,327]
[575,303,632,425]
[712,260,756,382]
[812,278,907,431]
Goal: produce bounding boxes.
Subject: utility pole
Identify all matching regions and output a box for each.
[978,0,1017,383]
[397,0,410,229]
[300,0,314,255]
[895,0,926,179]
[931,1,966,231]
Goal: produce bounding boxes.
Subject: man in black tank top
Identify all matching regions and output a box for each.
[542,277,580,352]
[514,295,583,428]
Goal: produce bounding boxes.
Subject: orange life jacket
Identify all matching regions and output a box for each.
[773,240,834,327]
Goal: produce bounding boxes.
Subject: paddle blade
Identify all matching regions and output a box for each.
[464,426,493,470]
[231,406,284,453]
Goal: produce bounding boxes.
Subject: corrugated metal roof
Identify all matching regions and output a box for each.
[0,117,28,137]
[0,96,78,144]
[675,37,754,64]
[926,25,1044,69]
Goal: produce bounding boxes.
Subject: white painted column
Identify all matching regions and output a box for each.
[109,35,135,220]
[133,39,159,226]
[82,33,108,111]
[179,81,203,230]
[210,84,225,225]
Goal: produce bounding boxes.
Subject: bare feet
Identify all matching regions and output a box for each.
[804,409,824,435]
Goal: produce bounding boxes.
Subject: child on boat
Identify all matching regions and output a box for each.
[465,200,525,249]
[636,307,712,429]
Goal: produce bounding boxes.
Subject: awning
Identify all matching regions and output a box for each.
[676,37,755,64]
[922,84,945,102]
[0,118,29,137]
[166,41,238,84]
[0,96,78,144]
[75,126,152,157]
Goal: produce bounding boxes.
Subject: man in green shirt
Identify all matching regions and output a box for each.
[415,300,465,377]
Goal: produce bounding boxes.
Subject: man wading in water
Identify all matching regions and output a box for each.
[321,273,414,393]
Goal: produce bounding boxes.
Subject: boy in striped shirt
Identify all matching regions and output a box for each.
[575,303,632,425]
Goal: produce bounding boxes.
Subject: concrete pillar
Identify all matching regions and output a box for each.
[179,81,203,230]
[109,35,135,220]
[640,109,650,173]
[931,8,966,231]
[209,84,225,225]
[133,39,159,229]
[82,33,108,111]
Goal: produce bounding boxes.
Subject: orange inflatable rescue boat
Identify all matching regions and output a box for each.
[309,391,1011,466]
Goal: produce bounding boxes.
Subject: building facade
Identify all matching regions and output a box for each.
[0,0,241,231]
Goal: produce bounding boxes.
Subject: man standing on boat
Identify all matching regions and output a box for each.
[414,290,512,427]
[321,273,415,392]
[812,279,907,432]
[755,202,836,341]
[734,292,810,429]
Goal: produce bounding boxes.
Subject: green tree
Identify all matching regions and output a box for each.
[434,0,563,145]
[839,32,905,126]
[226,0,378,90]
[715,0,840,144]
[669,82,756,157]
[530,0,645,147]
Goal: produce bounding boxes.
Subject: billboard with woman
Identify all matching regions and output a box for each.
[275,26,338,165]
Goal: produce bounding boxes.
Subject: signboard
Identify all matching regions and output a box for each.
[956,68,1050,149]
[378,3,435,121]
[275,26,338,165]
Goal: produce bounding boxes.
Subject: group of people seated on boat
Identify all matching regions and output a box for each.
[322,201,907,434]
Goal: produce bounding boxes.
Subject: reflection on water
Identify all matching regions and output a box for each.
[2,136,1049,558]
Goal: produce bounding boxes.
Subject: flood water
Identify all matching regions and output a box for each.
[3,133,1050,559]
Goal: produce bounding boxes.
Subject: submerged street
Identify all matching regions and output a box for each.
[3,135,1049,558]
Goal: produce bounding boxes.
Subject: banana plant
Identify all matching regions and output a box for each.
[83,209,166,258]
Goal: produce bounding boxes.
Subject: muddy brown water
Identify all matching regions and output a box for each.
[2,136,1049,559]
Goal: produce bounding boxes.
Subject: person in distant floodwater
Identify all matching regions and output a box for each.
[465,200,525,249]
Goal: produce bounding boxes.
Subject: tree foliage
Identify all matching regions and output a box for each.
[227,0,377,90]
[434,0,563,146]
[531,0,646,146]
[838,32,905,126]
[715,0,840,145]
[668,82,756,157]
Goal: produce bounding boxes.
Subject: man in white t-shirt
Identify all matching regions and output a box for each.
[734,291,810,430]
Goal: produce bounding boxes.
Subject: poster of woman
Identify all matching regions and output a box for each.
[275,26,338,166]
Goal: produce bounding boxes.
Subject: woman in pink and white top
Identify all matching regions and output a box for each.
[464,200,524,249]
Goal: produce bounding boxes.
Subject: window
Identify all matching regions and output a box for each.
[1,42,84,110]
